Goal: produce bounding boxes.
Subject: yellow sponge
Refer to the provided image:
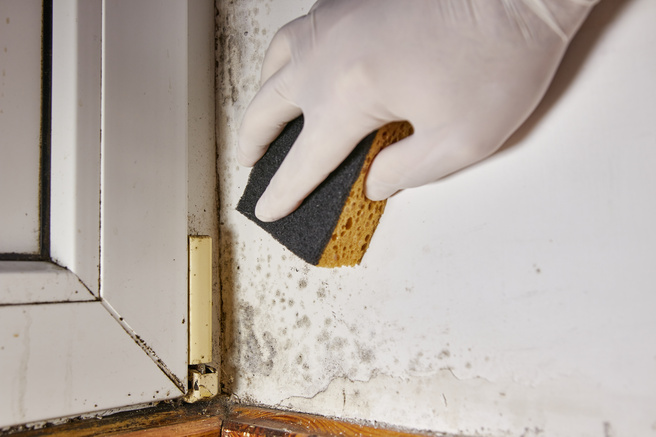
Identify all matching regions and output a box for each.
[237,117,413,268]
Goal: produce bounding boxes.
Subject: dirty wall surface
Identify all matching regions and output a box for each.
[216,1,656,435]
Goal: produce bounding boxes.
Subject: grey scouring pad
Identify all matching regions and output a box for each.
[237,116,413,268]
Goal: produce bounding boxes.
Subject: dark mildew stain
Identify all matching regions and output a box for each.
[239,304,277,376]
[295,315,311,329]
[356,342,375,364]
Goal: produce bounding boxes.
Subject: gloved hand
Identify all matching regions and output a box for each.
[238,0,598,222]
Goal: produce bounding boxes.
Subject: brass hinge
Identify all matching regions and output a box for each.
[184,364,218,403]
[184,236,217,403]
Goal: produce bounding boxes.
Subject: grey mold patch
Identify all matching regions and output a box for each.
[295,315,311,329]
[438,349,451,360]
[238,304,277,376]
[356,343,375,364]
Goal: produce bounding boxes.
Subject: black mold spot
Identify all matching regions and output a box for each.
[295,315,311,329]
[317,331,330,343]
[357,344,375,363]
[329,337,347,351]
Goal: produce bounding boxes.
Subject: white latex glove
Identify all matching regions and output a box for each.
[238,0,598,222]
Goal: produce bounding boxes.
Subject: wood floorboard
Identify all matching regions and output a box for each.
[3,400,439,437]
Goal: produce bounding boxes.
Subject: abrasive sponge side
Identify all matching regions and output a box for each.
[237,116,413,268]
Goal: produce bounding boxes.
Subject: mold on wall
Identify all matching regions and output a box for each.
[216,1,656,435]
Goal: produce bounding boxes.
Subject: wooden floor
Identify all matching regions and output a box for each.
[4,400,440,437]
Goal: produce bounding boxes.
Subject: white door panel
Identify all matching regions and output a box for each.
[100,0,188,386]
[0,302,177,425]
[0,261,95,305]
[0,0,191,428]
[0,0,42,255]
[50,0,102,294]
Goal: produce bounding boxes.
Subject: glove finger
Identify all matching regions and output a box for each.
[255,112,383,222]
[238,64,302,167]
[260,15,306,85]
[365,130,496,200]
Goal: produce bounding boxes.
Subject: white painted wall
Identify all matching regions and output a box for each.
[216,1,656,435]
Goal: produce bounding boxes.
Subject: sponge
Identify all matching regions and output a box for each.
[237,116,413,268]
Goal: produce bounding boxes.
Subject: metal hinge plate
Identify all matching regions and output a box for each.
[184,236,216,403]
[183,364,218,403]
